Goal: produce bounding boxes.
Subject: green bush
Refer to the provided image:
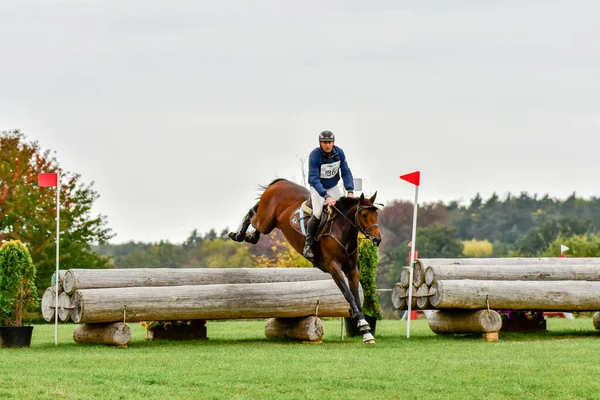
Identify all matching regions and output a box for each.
[0,240,40,326]
[358,238,382,319]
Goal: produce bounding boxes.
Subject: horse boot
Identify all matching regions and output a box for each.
[302,214,320,260]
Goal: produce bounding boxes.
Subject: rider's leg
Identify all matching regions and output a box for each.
[303,187,325,260]
[302,213,320,259]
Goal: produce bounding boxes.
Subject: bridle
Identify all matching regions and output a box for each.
[331,204,380,241]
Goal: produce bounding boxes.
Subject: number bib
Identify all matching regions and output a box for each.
[320,161,340,179]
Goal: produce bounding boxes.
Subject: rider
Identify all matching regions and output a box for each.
[303,130,355,260]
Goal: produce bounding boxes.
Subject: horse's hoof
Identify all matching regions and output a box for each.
[362,332,375,344]
[228,232,237,241]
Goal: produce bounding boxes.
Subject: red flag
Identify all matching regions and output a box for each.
[400,171,420,186]
[38,173,58,187]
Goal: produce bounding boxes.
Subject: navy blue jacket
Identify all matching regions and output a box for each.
[308,145,354,198]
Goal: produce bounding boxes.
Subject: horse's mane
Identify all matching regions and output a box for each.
[334,196,361,212]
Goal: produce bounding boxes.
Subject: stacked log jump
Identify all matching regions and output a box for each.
[41,268,358,346]
[392,258,600,339]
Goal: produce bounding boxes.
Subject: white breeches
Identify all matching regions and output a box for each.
[310,185,343,218]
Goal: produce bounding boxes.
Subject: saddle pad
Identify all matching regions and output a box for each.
[289,203,334,238]
[290,206,311,237]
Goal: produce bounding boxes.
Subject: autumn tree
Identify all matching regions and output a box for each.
[0,130,114,292]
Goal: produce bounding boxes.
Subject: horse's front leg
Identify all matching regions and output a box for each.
[346,267,375,344]
[329,263,375,344]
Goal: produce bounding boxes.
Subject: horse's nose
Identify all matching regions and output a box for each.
[371,237,381,247]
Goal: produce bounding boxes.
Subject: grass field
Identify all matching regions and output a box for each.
[2,317,600,399]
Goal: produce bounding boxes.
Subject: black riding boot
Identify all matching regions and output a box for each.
[302,215,320,260]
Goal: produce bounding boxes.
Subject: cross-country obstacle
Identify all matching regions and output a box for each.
[392,258,600,340]
[42,268,359,346]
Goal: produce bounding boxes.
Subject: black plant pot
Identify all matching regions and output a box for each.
[344,315,378,337]
[0,326,34,348]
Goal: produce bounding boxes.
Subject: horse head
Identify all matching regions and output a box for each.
[356,192,382,247]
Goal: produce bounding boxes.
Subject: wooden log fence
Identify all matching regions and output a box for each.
[392,258,600,337]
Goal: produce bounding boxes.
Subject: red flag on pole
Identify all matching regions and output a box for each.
[400,171,420,186]
[38,173,58,187]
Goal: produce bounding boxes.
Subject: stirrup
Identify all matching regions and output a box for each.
[303,240,314,259]
[303,246,314,260]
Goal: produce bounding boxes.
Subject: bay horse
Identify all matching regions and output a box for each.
[228,178,382,344]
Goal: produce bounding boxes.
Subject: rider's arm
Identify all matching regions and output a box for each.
[308,149,328,197]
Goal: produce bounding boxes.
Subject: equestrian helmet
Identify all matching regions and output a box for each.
[319,130,335,142]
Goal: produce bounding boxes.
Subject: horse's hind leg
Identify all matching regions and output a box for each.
[228,203,258,242]
[244,228,260,244]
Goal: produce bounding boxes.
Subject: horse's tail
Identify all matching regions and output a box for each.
[257,178,288,199]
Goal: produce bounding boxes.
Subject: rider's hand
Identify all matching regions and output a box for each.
[326,196,336,207]
[347,192,354,198]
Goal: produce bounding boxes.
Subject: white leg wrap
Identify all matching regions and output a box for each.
[362,332,375,344]
[357,319,370,329]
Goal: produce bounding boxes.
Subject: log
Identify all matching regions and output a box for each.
[413,261,426,287]
[391,283,406,310]
[409,285,418,309]
[63,267,331,294]
[428,310,502,334]
[70,280,357,324]
[265,316,323,342]
[415,284,430,309]
[425,264,600,286]
[593,312,600,330]
[73,322,131,347]
[419,257,600,267]
[51,270,66,292]
[57,292,72,322]
[430,280,600,311]
[41,287,56,322]
[399,267,411,288]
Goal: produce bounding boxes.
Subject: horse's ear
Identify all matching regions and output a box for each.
[359,193,365,202]
[369,191,377,203]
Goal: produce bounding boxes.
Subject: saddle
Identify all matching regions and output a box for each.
[289,198,334,239]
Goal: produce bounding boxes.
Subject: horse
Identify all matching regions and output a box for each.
[228,178,382,344]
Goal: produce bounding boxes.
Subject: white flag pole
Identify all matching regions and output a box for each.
[406,185,419,339]
[54,171,60,345]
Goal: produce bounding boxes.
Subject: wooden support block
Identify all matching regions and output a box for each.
[265,316,323,342]
[483,332,499,342]
[73,322,131,347]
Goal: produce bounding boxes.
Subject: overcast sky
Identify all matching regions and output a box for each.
[1,1,599,244]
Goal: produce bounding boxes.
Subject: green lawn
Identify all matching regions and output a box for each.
[2,318,600,399]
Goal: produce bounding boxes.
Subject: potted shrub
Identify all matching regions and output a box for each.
[0,240,40,348]
[345,237,382,337]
